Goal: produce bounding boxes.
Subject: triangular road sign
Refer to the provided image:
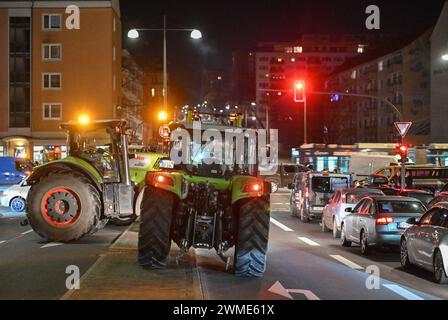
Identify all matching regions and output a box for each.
[394,122,412,138]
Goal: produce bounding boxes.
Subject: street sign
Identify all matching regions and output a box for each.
[394,122,412,138]
[159,125,171,139]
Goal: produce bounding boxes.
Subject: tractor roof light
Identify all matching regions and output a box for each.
[78,114,91,126]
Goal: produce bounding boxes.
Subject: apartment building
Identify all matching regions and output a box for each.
[0,0,122,163]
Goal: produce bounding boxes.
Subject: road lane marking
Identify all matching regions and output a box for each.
[0,241,5,245]
[298,237,320,246]
[269,281,320,300]
[40,242,64,249]
[21,230,33,235]
[270,218,294,232]
[330,255,364,270]
[383,284,424,300]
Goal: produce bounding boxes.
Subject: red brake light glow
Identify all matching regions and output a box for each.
[376,216,394,225]
[244,182,263,193]
[153,174,174,186]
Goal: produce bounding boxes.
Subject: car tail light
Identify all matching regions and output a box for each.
[153,174,174,186]
[376,216,394,225]
[243,182,263,193]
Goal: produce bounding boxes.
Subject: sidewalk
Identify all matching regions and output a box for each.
[62,223,205,300]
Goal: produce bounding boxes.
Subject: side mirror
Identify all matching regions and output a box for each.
[287,183,294,190]
[406,217,418,225]
[345,208,353,213]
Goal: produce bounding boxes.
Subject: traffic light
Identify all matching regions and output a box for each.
[396,143,409,163]
[294,80,306,103]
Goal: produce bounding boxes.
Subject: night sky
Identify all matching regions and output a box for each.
[121,0,445,105]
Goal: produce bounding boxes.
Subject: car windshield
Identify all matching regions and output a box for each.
[346,192,379,204]
[377,201,425,214]
[312,177,349,193]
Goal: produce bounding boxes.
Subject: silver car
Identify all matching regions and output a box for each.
[401,202,448,284]
[322,188,384,239]
[341,196,426,255]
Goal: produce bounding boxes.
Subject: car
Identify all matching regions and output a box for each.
[366,187,434,207]
[0,179,31,213]
[400,202,448,284]
[0,157,33,185]
[322,188,384,238]
[427,190,448,208]
[341,196,426,255]
[289,171,351,222]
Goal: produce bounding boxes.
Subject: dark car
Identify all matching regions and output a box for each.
[264,163,310,192]
[374,188,434,207]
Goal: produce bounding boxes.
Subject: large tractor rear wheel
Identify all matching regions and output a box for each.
[138,187,174,269]
[234,197,270,277]
[27,172,102,242]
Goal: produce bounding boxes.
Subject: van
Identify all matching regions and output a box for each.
[349,154,398,182]
[0,157,33,185]
[289,172,351,222]
[264,163,310,192]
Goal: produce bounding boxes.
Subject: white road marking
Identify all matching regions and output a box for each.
[383,284,424,300]
[269,281,320,300]
[21,230,33,235]
[270,218,294,232]
[298,237,320,246]
[40,242,64,249]
[330,255,364,270]
[0,241,6,245]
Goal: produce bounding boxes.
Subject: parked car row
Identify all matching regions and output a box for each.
[288,170,448,284]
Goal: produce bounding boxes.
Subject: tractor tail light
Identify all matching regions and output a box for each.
[243,182,263,193]
[153,174,174,186]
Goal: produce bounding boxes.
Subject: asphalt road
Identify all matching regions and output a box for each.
[1,188,448,300]
[0,206,127,300]
[194,190,447,300]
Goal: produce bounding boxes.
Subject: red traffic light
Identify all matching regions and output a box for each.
[396,144,409,162]
[399,145,408,153]
[294,80,306,103]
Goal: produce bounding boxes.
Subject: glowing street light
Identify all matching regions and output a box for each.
[78,114,91,125]
[127,29,139,39]
[442,54,448,61]
[190,29,202,40]
[158,110,169,122]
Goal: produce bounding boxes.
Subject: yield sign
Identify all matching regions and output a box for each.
[394,122,412,138]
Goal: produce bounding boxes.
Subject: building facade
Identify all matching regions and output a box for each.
[0,0,122,163]
[325,29,433,146]
[431,0,448,143]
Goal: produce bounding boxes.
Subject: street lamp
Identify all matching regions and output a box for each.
[128,16,202,111]
[442,54,448,61]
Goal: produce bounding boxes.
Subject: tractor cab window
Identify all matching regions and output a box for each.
[69,129,118,182]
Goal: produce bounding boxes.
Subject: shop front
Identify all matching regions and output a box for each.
[32,145,67,165]
[1,137,31,160]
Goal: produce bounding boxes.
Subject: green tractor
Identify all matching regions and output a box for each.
[138,116,272,277]
[26,119,165,242]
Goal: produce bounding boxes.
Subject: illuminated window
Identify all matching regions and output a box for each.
[277,58,283,63]
[350,70,357,80]
[291,58,296,62]
[357,45,365,54]
[378,61,384,71]
[294,46,303,53]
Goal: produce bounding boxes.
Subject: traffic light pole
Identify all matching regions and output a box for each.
[304,97,307,145]
[400,138,406,191]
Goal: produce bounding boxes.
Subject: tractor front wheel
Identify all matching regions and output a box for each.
[27,172,102,242]
[234,197,270,277]
[138,187,174,269]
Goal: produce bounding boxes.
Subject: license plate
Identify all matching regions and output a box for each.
[312,207,323,211]
[398,222,411,229]
[159,160,175,169]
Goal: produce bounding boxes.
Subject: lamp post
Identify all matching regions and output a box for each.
[128,16,202,111]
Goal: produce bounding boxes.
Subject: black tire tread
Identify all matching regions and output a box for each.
[234,197,270,277]
[138,187,174,269]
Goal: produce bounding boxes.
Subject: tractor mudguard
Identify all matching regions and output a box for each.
[231,176,271,205]
[130,152,167,190]
[27,157,103,189]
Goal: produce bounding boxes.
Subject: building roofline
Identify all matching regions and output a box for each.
[0,1,120,17]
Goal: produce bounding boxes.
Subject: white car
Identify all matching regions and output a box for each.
[322,188,384,238]
[0,180,31,213]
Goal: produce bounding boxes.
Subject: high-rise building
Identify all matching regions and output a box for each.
[0,0,122,162]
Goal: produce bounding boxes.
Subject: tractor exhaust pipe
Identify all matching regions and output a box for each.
[121,132,132,186]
